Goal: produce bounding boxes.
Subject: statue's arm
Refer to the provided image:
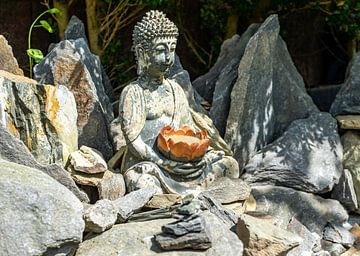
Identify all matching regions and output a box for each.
[118,84,169,167]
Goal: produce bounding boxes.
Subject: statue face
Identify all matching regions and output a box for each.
[145,37,177,77]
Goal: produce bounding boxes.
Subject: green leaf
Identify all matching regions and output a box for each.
[26,49,44,63]
[39,20,53,33]
[50,8,60,14]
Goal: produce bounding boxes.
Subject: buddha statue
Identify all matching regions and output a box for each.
[117,10,239,195]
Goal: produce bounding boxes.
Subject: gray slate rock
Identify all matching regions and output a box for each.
[64,16,115,102]
[209,25,260,135]
[114,187,156,222]
[76,211,243,256]
[0,110,88,202]
[162,215,203,235]
[156,215,211,250]
[34,39,114,160]
[330,53,360,116]
[249,185,349,235]
[331,169,358,211]
[287,217,321,256]
[341,131,360,212]
[84,199,118,233]
[323,223,355,247]
[225,15,318,170]
[200,177,251,204]
[64,15,88,44]
[320,240,346,256]
[193,24,259,104]
[155,232,211,251]
[197,194,238,228]
[243,112,342,194]
[0,160,84,256]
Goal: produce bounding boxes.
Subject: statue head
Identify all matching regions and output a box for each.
[132,10,179,78]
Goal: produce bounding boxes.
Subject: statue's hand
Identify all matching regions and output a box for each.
[160,159,205,175]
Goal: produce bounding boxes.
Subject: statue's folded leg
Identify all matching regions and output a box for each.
[209,154,240,179]
[123,162,164,194]
[123,161,203,195]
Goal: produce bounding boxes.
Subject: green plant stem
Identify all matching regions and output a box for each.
[28,9,51,78]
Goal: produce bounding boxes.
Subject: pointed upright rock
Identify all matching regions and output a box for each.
[225,15,318,170]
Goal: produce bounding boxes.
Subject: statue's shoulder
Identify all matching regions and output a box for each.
[118,81,146,142]
[120,81,143,99]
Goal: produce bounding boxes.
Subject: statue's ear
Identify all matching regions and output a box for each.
[135,46,148,76]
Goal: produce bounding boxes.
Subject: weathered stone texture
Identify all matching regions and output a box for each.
[34,39,114,160]
[225,15,318,170]
[0,70,78,165]
[0,160,84,256]
[0,35,23,75]
[244,113,342,194]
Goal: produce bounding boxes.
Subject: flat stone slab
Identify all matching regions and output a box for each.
[200,177,251,204]
[145,194,183,209]
[114,188,157,222]
[336,115,360,130]
[76,211,243,256]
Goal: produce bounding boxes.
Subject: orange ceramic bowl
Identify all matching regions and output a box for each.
[157,125,210,162]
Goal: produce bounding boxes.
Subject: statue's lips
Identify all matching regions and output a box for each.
[157,125,210,162]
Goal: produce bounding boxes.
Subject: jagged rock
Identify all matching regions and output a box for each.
[64,15,88,44]
[84,199,118,233]
[34,39,114,160]
[68,168,113,187]
[336,115,360,130]
[243,112,342,194]
[64,16,115,102]
[200,177,251,204]
[331,169,358,212]
[0,160,84,255]
[98,172,126,201]
[330,53,360,116]
[76,211,243,256]
[0,124,88,202]
[323,223,355,247]
[321,240,346,256]
[225,15,318,170]
[197,194,238,228]
[155,215,211,250]
[287,217,321,256]
[193,24,259,103]
[249,185,349,235]
[145,194,183,209]
[0,70,78,165]
[69,146,107,174]
[0,35,23,75]
[114,187,157,222]
[342,131,360,211]
[236,213,301,256]
[193,24,260,135]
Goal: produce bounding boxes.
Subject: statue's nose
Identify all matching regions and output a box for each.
[165,53,171,62]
